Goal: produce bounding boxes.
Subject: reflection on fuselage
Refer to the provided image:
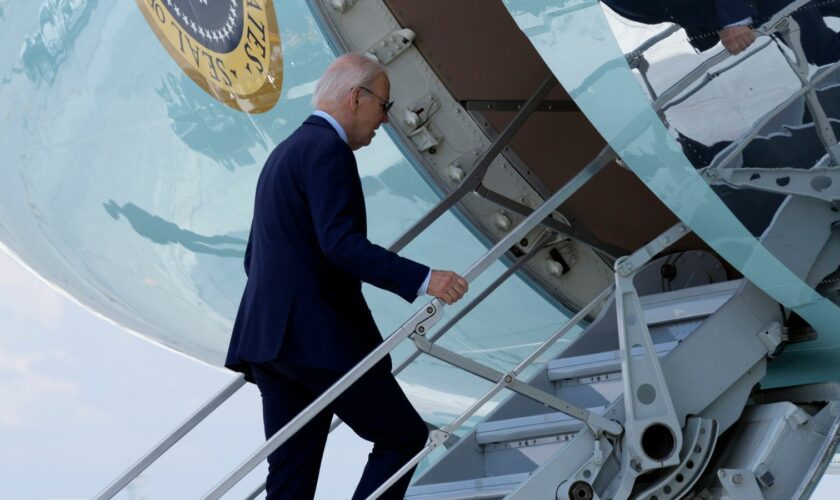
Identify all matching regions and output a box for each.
[604,3,840,215]
[678,84,840,235]
[103,200,247,258]
[603,0,840,65]
[156,73,269,172]
[22,0,95,85]
[601,0,840,318]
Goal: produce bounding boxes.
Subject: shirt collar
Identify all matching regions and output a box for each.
[312,110,348,144]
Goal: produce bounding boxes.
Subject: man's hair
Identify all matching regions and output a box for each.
[312,53,387,108]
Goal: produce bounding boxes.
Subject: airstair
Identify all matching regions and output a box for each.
[407,272,840,499]
[93,0,840,498]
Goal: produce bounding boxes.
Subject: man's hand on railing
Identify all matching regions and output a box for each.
[428,270,468,305]
[719,25,757,55]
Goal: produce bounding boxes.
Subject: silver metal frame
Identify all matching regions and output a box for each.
[610,224,689,497]
[704,165,840,202]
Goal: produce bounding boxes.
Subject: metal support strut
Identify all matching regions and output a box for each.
[611,223,690,498]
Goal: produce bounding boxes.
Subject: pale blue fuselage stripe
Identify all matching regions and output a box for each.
[502,0,840,387]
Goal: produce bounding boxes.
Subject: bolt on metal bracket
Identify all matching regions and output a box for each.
[718,468,764,499]
[617,223,688,277]
[413,301,443,336]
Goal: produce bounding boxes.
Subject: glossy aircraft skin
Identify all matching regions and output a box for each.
[0,0,574,429]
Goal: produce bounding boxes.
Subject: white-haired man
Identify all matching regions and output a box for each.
[226,53,468,499]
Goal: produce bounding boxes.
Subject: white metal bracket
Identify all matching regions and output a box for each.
[718,468,764,499]
[401,94,441,131]
[328,0,357,13]
[399,93,443,153]
[757,321,784,357]
[428,429,450,449]
[366,29,415,65]
[413,300,444,336]
[556,436,614,500]
[407,125,442,153]
[615,263,684,469]
[616,223,688,277]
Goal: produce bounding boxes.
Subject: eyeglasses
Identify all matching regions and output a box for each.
[357,86,394,113]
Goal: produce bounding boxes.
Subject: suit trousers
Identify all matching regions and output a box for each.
[251,359,429,500]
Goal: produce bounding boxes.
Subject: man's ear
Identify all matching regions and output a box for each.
[349,87,360,112]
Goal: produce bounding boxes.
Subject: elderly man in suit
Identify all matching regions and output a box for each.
[226,53,468,499]
[603,0,840,65]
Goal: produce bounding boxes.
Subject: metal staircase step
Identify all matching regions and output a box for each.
[405,472,530,500]
[546,340,678,382]
[541,283,741,409]
[410,281,744,493]
[475,407,608,477]
[475,406,606,445]
[546,341,679,410]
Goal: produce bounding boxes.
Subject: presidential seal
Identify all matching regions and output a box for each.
[138,0,283,113]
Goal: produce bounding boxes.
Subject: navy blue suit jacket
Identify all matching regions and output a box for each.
[603,0,758,51]
[226,115,429,378]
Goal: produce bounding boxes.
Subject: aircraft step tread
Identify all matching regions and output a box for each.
[475,406,606,445]
[405,472,530,500]
[546,340,678,381]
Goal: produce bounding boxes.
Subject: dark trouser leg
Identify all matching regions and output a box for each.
[251,362,333,500]
[334,364,429,500]
[280,361,429,500]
